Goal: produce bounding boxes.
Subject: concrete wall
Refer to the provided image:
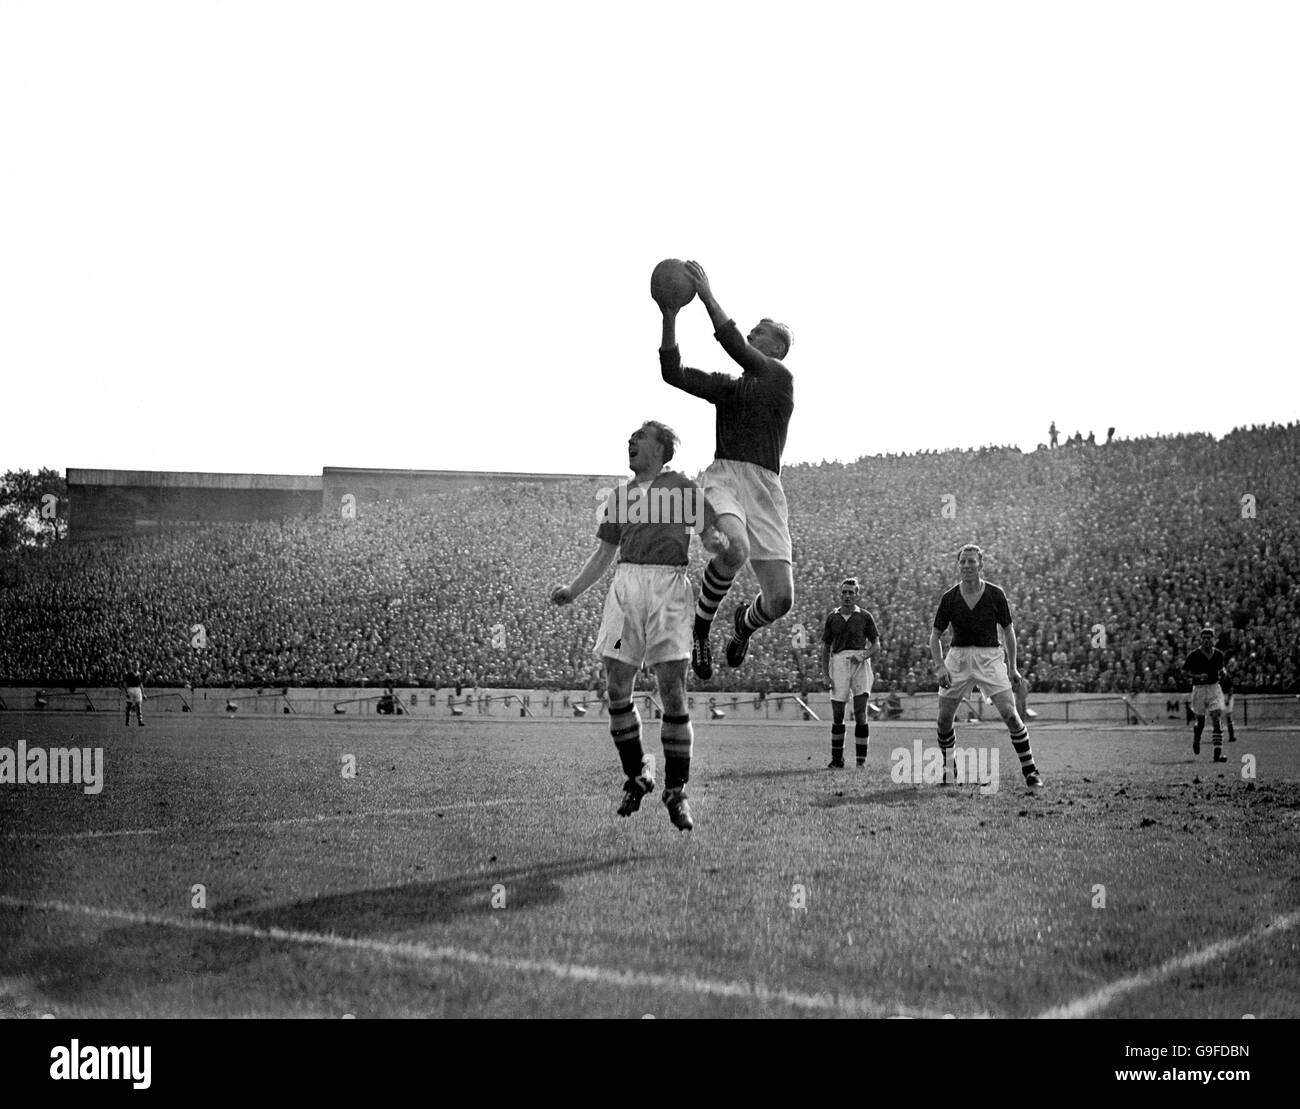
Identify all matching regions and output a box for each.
[3,687,1298,726]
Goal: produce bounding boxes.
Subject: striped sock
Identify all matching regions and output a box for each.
[609,701,644,779]
[938,726,956,781]
[854,722,869,765]
[830,723,846,763]
[695,559,737,637]
[738,595,776,637]
[1009,725,1038,778]
[661,712,693,788]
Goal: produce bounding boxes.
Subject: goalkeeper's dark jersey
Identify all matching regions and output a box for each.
[659,320,793,475]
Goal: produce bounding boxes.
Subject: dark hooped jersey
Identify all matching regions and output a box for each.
[124,671,143,688]
[659,321,794,474]
[933,583,1013,647]
[1185,648,1226,686]
[596,469,702,567]
[822,607,879,653]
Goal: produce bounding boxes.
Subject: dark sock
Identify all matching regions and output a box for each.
[661,712,693,789]
[609,701,644,779]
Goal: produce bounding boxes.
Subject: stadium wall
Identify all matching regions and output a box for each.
[4,688,1298,727]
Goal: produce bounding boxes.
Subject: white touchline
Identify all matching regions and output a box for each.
[1037,909,1300,1018]
[0,795,606,841]
[0,894,967,1019]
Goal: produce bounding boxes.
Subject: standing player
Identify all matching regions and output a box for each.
[123,661,146,727]
[551,420,713,831]
[1185,627,1228,762]
[929,545,1043,789]
[658,261,794,678]
[819,577,880,768]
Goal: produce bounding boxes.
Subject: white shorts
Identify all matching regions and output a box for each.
[594,563,693,668]
[703,459,792,563]
[126,686,144,705]
[939,647,1012,701]
[1191,683,1225,716]
[829,651,874,702]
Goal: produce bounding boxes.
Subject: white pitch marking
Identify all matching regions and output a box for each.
[1037,908,1300,1018]
[0,895,963,1019]
[0,795,605,841]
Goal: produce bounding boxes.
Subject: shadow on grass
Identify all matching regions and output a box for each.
[709,766,836,783]
[5,853,641,1011]
[230,853,640,932]
[814,786,945,808]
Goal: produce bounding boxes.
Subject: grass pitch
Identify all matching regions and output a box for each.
[1,713,1297,1019]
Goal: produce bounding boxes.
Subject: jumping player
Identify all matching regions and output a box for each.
[1185,627,1228,762]
[551,420,714,831]
[820,577,880,768]
[929,545,1043,789]
[658,260,794,678]
[123,662,146,727]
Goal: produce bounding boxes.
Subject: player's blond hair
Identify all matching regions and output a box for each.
[761,318,792,358]
[642,420,679,465]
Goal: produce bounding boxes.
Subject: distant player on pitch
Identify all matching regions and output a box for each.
[1184,627,1228,762]
[930,545,1043,789]
[820,577,880,769]
[123,661,146,727]
[658,261,794,678]
[551,420,714,831]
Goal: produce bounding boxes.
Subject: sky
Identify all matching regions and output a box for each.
[2,0,1297,482]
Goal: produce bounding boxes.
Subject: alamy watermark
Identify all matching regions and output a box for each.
[595,484,704,527]
[890,739,999,794]
[0,740,104,794]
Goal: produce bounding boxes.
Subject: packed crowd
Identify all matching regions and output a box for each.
[2,424,1297,694]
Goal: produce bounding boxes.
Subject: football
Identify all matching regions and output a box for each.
[650,258,696,311]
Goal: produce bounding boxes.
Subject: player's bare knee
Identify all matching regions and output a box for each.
[657,681,688,716]
[722,535,749,569]
[660,690,687,716]
[766,589,793,618]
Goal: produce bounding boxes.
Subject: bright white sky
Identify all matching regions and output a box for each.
[2,1,1297,481]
